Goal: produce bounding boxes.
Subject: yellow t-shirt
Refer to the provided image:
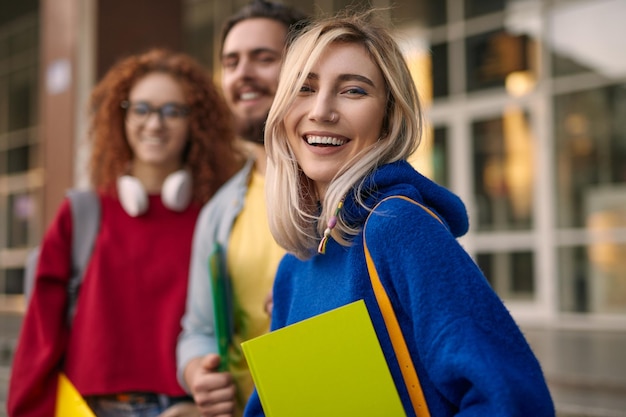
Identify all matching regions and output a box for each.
[227,170,285,416]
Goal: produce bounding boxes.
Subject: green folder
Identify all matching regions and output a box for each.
[208,242,233,371]
[241,300,406,417]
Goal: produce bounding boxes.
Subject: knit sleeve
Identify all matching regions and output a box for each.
[8,198,74,417]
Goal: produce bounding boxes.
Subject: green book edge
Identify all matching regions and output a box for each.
[208,243,233,371]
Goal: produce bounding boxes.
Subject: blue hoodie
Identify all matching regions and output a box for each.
[244,160,554,417]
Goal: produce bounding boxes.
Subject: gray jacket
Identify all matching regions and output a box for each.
[176,159,254,390]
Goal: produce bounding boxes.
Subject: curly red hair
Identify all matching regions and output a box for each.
[88,48,242,204]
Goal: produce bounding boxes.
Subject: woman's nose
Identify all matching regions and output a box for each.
[308,95,336,123]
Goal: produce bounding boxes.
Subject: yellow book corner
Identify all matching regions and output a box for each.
[55,373,96,417]
[241,300,406,417]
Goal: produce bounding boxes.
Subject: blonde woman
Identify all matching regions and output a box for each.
[246,12,555,417]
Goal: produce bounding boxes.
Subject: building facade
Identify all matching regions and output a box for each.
[1,0,625,331]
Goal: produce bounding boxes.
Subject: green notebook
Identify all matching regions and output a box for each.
[241,300,406,417]
[208,243,233,371]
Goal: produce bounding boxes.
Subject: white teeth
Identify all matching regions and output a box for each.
[240,92,260,101]
[142,137,164,145]
[306,135,346,146]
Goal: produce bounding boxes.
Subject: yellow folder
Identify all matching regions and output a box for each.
[241,300,406,417]
[55,373,96,417]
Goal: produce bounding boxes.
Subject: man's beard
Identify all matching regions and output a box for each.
[235,112,268,145]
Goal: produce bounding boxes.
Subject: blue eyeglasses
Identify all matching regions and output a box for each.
[121,100,190,125]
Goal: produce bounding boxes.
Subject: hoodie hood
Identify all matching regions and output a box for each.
[343,160,469,238]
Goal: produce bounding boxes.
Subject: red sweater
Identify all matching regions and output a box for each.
[8,193,201,416]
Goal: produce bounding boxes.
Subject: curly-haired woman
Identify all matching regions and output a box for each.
[8,48,242,417]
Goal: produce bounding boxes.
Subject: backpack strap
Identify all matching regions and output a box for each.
[364,195,442,417]
[66,189,101,324]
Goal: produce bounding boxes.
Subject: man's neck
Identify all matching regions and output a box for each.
[236,138,267,176]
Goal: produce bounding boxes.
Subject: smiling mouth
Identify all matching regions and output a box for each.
[142,136,165,145]
[239,91,261,101]
[306,135,346,146]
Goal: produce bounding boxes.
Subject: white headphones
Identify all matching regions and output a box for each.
[116,169,192,217]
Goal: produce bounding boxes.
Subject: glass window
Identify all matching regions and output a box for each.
[433,126,449,187]
[411,125,448,188]
[431,42,449,98]
[5,268,24,295]
[7,192,33,248]
[1,5,39,300]
[7,24,37,54]
[0,149,6,175]
[554,84,626,228]
[0,0,38,26]
[0,75,6,134]
[392,0,447,28]
[427,0,447,27]
[465,30,529,93]
[9,69,36,131]
[559,245,626,314]
[464,0,505,19]
[477,251,535,300]
[8,145,30,174]
[0,36,7,60]
[472,110,534,231]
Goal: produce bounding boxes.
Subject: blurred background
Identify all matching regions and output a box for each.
[1,0,625,415]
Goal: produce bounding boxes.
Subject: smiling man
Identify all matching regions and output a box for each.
[221,17,286,149]
[176,2,308,417]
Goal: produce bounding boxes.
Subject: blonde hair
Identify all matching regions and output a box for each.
[265,11,424,259]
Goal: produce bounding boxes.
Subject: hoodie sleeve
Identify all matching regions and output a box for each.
[365,197,554,417]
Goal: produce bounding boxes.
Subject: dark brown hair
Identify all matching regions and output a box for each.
[88,48,242,204]
[219,0,308,54]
